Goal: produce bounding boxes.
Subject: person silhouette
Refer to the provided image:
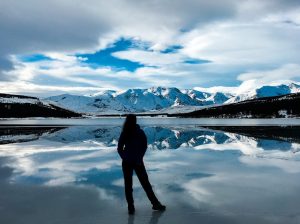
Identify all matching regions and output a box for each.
[118,114,166,215]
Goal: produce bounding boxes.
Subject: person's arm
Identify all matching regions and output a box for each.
[117,132,125,159]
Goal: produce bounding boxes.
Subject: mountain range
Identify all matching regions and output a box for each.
[46,87,231,114]
[46,82,300,115]
[1,82,300,117]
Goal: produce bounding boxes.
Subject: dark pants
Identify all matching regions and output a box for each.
[122,161,160,206]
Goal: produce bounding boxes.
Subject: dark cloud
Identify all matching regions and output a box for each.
[0,57,14,81]
[0,1,110,53]
[269,0,300,9]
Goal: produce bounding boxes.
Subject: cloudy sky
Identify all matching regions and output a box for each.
[1,0,300,96]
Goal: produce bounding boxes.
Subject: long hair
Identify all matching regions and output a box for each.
[122,114,137,138]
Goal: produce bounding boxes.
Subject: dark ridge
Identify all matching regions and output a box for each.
[169,92,300,118]
[0,93,82,118]
[0,93,38,99]
[0,103,82,118]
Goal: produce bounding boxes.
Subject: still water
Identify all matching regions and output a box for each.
[0,119,300,224]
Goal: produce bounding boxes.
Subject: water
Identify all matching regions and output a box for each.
[0,119,300,224]
[1,117,300,126]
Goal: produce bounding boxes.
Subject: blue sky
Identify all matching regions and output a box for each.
[77,39,144,72]
[0,0,300,96]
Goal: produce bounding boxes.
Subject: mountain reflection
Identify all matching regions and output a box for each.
[1,125,300,153]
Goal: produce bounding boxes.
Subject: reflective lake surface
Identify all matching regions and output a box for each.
[0,121,300,224]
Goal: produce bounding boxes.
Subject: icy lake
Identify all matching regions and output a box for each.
[0,118,300,224]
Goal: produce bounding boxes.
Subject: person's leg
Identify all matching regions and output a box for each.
[122,161,134,213]
[134,162,160,206]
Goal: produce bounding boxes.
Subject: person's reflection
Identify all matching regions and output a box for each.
[127,215,135,224]
[148,211,164,224]
[127,211,164,224]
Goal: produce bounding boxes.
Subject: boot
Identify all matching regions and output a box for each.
[152,203,166,211]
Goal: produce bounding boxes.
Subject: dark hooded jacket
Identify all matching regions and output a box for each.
[117,124,147,164]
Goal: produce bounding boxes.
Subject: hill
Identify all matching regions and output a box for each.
[0,93,81,118]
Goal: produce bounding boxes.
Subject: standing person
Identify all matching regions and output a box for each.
[118,114,166,215]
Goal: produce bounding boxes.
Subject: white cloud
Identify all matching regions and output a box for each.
[1,0,300,94]
[238,64,300,82]
[0,81,113,97]
[194,86,238,94]
[181,21,300,66]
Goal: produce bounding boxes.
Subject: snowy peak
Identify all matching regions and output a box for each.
[225,82,300,104]
[115,87,196,111]
[289,83,300,93]
[90,90,117,98]
[204,92,232,105]
[183,89,210,101]
[147,86,170,96]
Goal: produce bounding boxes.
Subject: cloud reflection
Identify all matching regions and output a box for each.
[0,125,300,223]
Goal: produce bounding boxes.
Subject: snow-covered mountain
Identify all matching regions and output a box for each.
[225,83,300,104]
[46,93,130,114]
[44,82,300,115]
[45,87,234,114]
[115,87,202,111]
